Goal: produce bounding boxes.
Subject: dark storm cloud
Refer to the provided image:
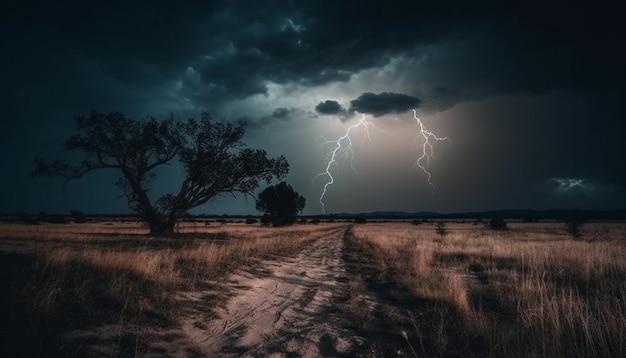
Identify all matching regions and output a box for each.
[272,107,293,120]
[349,92,421,117]
[3,0,626,214]
[315,101,345,115]
[187,0,624,106]
[241,107,298,129]
[5,0,624,116]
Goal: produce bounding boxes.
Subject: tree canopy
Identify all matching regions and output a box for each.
[256,181,306,227]
[34,111,289,235]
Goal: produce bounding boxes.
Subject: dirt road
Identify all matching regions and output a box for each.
[176,225,364,357]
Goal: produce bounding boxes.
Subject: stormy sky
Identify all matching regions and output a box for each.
[2,0,624,215]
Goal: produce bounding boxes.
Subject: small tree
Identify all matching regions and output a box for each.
[354,214,367,224]
[488,217,507,230]
[435,222,447,236]
[563,210,587,239]
[256,182,305,227]
[70,210,86,223]
[34,111,289,235]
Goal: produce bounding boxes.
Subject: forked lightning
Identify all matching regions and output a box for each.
[314,110,450,213]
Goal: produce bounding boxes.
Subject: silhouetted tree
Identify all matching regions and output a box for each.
[260,214,272,226]
[70,210,86,223]
[354,214,367,224]
[256,182,305,227]
[563,210,587,239]
[34,111,289,235]
[436,222,447,236]
[488,217,507,230]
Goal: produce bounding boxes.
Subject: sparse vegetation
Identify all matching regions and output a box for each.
[435,221,447,236]
[488,216,507,230]
[563,210,587,239]
[354,214,367,224]
[348,222,626,357]
[0,222,342,356]
[1,221,624,357]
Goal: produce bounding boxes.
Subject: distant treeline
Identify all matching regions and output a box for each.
[2,209,625,224]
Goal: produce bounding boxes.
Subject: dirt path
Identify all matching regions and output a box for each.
[174,225,363,357]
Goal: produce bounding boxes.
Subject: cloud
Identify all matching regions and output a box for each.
[240,107,299,129]
[349,92,421,117]
[315,100,345,115]
[6,0,623,122]
[272,107,293,120]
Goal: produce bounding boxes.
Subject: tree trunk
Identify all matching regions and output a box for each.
[146,209,186,236]
[147,217,177,236]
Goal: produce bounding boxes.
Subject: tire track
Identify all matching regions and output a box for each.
[178,225,362,357]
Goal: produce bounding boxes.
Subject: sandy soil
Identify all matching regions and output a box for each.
[170,225,364,357]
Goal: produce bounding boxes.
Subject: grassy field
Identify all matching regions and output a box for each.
[347,221,626,357]
[0,221,344,356]
[1,220,624,357]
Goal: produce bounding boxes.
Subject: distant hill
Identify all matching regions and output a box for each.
[312,209,626,221]
[3,209,625,222]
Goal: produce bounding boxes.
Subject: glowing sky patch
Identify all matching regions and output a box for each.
[313,110,451,213]
[549,178,594,193]
[313,114,374,213]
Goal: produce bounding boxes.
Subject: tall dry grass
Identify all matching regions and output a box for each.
[0,222,345,356]
[349,221,626,357]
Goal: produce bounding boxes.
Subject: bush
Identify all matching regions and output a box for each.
[436,222,447,236]
[563,211,587,238]
[354,215,367,224]
[256,182,306,227]
[488,217,507,230]
[70,210,86,223]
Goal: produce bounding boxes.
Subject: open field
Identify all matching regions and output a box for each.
[1,221,625,357]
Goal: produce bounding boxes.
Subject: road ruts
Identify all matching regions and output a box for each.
[178,225,362,357]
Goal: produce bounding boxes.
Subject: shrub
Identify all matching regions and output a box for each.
[488,217,507,230]
[563,211,587,238]
[435,222,447,236]
[354,215,367,224]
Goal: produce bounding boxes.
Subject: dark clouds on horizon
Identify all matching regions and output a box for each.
[349,92,421,117]
[1,0,625,214]
[315,92,422,120]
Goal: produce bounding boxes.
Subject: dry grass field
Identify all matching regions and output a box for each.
[347,221,626,357]
[0,220,624,357]
[0,221,344,356]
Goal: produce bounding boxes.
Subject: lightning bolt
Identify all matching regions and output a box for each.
[412,109,451,190]
[314,110,451,213]
[313,114,374,213]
